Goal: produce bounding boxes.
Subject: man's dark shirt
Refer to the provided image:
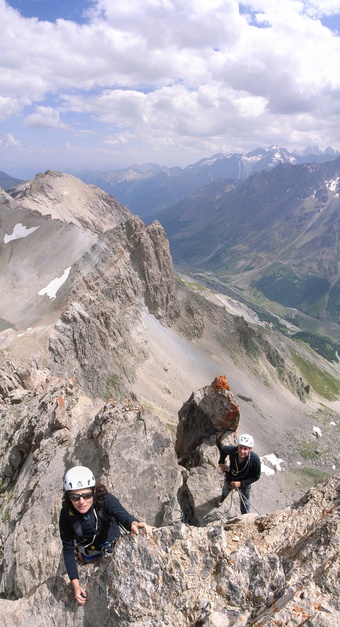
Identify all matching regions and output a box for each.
[218,445,261,487]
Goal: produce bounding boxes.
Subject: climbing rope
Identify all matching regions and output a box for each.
[223,489,237,513]
[237,488,261,516]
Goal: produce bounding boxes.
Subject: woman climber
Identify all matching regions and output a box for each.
[59,465,154,605]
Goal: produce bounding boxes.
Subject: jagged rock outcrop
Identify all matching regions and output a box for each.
[48,216,178,398]
[176,375,240,465]
[0,360,33,403]
[1,171,178,394]
[0,334,339,625]
[104,477,339,626]
[0,476,338,626]
[0,371,183,599]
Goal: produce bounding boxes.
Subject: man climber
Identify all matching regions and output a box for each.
[216,434,261,514]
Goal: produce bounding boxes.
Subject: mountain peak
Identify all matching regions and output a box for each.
[8,170,131,233]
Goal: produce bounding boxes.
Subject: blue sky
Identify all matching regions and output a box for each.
[2,0,340,178]
[4,0,92,23]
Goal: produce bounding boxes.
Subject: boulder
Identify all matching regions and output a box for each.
[176,375,240,465]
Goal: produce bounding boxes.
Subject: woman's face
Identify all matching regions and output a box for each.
[68,489,94,514]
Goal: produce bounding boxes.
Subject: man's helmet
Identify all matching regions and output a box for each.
[237,434,254,448]
[64,466,95,491]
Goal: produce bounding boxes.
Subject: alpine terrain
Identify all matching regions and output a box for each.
[147,157,340,330]
[0,170,338,626]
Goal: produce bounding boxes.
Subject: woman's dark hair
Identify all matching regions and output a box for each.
[62,482,108,510]
[93,483,108,510]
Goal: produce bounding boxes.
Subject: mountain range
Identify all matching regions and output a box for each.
[73,145,340,216]
[0,170,23,190]
[2,146,340,329]
[144,157,340,327]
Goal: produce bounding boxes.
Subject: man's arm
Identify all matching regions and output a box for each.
[218,444,236,466]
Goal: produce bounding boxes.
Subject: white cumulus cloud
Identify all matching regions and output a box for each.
[2,0,340,170]
[24,106,67,128]
[0,132,21,148]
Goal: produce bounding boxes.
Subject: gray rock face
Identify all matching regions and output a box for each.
[48,216,177,398]
[176,375,240,465]
[0,472,338,626]
[0,365,338,626]
[0,375,182,599]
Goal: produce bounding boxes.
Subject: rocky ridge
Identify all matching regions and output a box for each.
[0,369,338,625]
[0,171,339,625]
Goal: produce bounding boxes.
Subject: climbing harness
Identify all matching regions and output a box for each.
[99,540,117,558]
[74,508,102,564]
[74,511,129,563]
[82,507,99,549]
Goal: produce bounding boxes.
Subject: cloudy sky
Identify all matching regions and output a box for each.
[2,0,340,177]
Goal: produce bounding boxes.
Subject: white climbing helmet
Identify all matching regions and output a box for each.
[237,434,254,448]
[64,466,95,491]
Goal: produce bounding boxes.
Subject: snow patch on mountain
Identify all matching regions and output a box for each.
[326,176,340,195]
[37,267,71,300]
[261,453,285,476]
[4,223,40,243]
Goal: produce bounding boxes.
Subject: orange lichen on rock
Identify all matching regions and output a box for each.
[229,402,240,417]
[56,396,64,409]
[212,375,230,392]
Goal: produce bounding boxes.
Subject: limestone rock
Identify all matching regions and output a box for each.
[49,217,177,398]
[0,477,338,626]
[9,169,132,234]
[0,373,182,599]
[0,361,32,403]
[86,400,183,527]
[176,375,240,465]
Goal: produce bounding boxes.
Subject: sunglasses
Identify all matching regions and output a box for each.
[69,492,94,502]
